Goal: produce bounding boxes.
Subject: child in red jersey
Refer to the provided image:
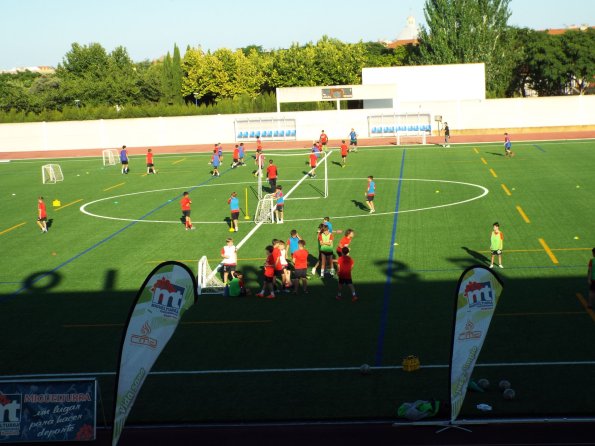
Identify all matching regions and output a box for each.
[180,191,195,230]
[340,140,348,167]
[146,148,157,174]
[37,196,48,233]
[336,229,354,257]
[337,247,357,301]
[292,240,309,294]
[257,245,276,299]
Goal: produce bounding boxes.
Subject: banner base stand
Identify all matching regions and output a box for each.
[435,423,472,434]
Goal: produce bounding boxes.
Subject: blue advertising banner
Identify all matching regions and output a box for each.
[0,379,96,443]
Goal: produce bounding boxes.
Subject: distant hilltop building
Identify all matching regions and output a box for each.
[543,24,592,35]
[0,66,55,74]
[383,16,420,48]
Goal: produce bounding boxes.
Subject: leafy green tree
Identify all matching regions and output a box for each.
[522,31,567,96]
[561,28,595,95]
[416,0,512,96]
[171,44,184,104]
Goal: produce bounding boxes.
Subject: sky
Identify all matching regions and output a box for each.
[1,0,593,70]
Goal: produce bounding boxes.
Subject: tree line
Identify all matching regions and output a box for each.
[0,0,592,123]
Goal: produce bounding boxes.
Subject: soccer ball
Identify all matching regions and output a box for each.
[359,364,371,375]
[503,388,516,400]
[477,378,490,390]
[499,379,511,390]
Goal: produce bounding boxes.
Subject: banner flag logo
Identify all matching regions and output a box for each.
[111,262,197,446]
[449,265,503,422]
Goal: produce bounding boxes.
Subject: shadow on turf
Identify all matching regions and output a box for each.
[351,200,368,211]
[461,247,490,264]
[486,152,504,157]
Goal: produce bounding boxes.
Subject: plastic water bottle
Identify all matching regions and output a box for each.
[476,403,492,411]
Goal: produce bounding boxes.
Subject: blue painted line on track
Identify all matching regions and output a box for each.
[2,169,231,302]
[533,144,546,153]
[375,150,406,367]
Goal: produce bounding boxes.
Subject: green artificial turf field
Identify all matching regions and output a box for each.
[1,139,594,425]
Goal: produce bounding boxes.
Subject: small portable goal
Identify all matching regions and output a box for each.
[42,164,64,184]
[103,149,119,166]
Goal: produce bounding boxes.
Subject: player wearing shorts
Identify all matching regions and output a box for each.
[490,222,504,268]
[180,191,195,230]
[337,247,357,301]
[337,229,354,257]
[232,145,240,168]
[366,176,376,214]
[292,240,309,294]
[146,148,157,174]
[267,159,278,192]
[504,133,514,158]
[309,152,318,178]
[320,130,328,150]
[340,140,348,166]
[275,185,284,224]
[238,143,246,166]
[211,149,221,176]
[588,248,595,309]
[318,224,335,277]
[228,191,240,232]
[221,238,237,283]
[37,196,48,233]
[443,122,450,148]
[278,240,291,290]
[257,245,276,299]
[120,145,129,174]
[349,129,358,152]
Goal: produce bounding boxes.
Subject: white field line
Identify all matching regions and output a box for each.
[80,176,488,224]
[3,360,595,380]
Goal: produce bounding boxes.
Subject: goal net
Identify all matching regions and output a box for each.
[197,256,226,295]
[42,164,64,184]
[103,149,118,166]
[254,193,276,224]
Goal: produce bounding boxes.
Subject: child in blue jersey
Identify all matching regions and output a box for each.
[322,216,333,233]
[120,145,129,174]
[228,192,240,232]
[504,133,514,158]
[275,185,284,224]
[349,128,358,152]
[217,143,224,163]
[366,176,376,213]
[211,150,220,176]
[238,143,245,166]
[286,230,302,255]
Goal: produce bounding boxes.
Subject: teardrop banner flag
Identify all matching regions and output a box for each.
[449,265,503,422]
[111,261,198,446]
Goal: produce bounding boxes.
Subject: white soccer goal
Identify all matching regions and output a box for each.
[254,193,276,224]
[102,149,119,166]
[197,256,226,295]
[42,164,64,184]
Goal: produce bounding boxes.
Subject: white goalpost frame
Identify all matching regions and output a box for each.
[196,255,226,295]
[253,193,276,224]
[102,149,118,166]
[41,164,64,184]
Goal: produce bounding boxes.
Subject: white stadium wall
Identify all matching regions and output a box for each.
[0,95,594,153]
[362,63,486,109]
